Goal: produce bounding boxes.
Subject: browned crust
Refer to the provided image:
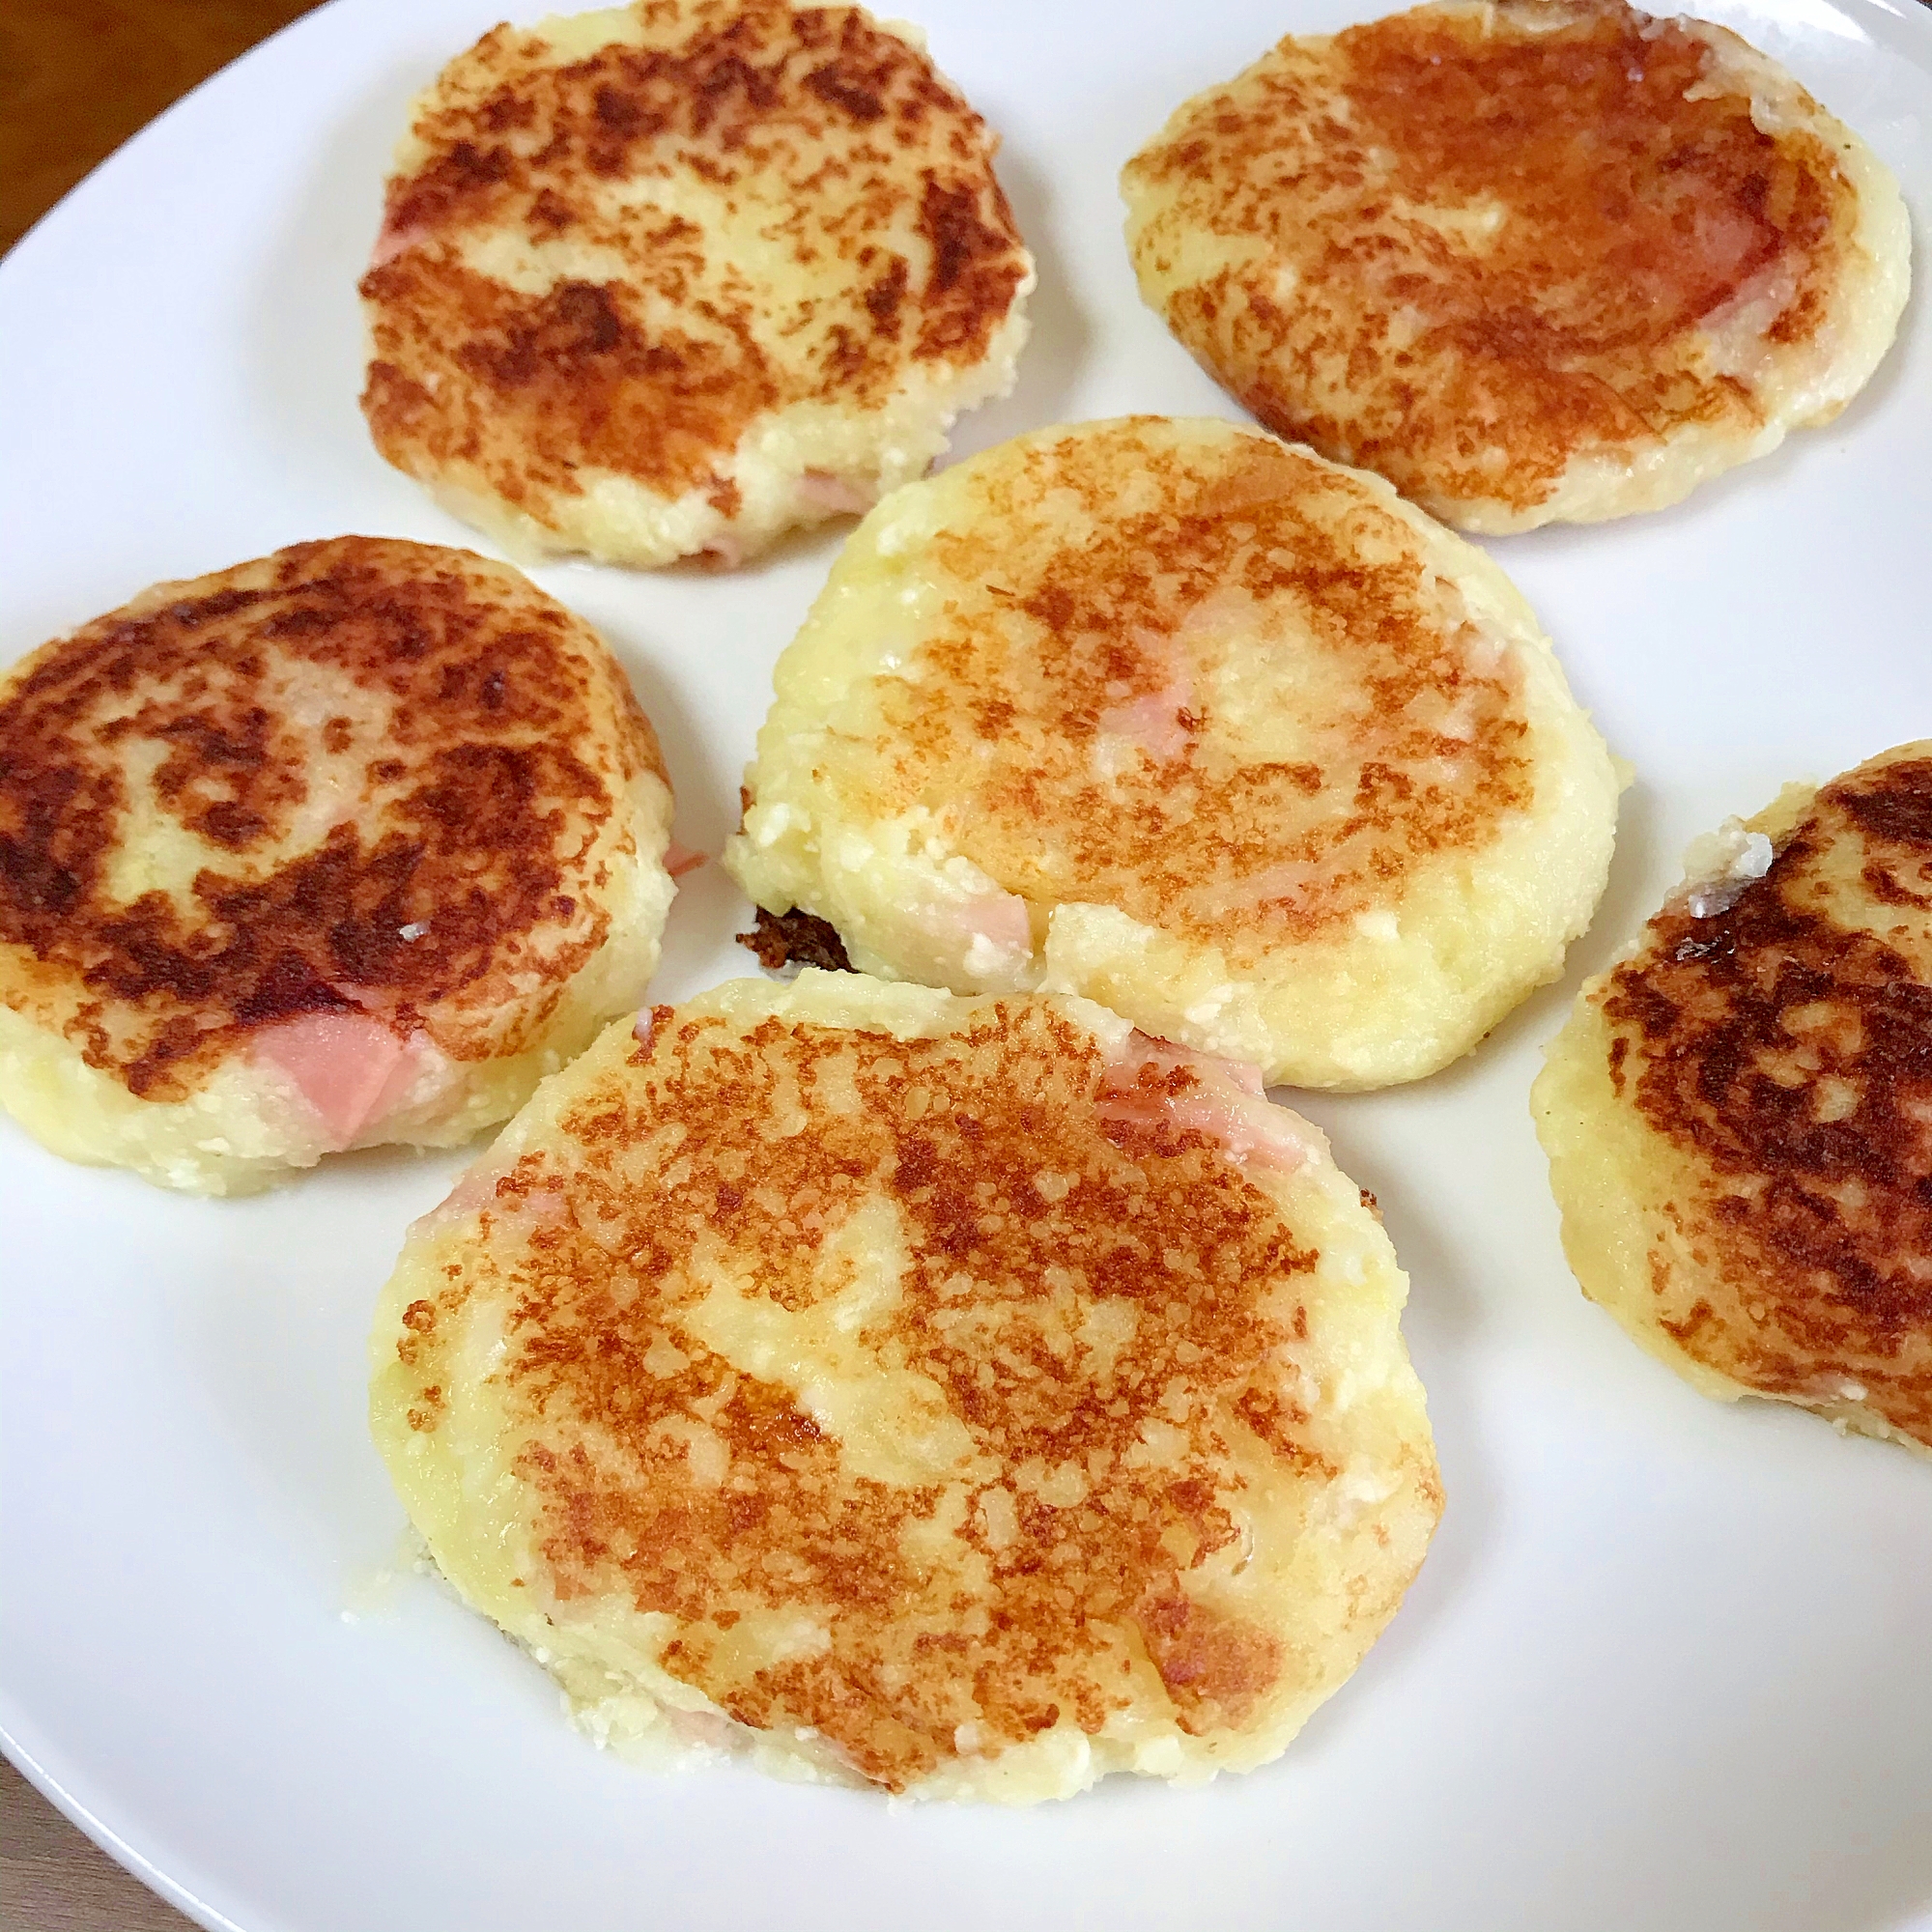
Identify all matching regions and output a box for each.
[1125,0,1858,518]
[736,904,853,971]
[395,999,1396,1791]
[360,1,1028,527]
[0,537,663,1099]
[1600,753,1932,1442]
[863,424,1530,951]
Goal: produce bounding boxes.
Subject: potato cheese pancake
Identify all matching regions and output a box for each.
[360,0,1034,569]
[371,973,1441,1800]
[725,416,1620,1090]
[1122,0,1911,532]
[1534,745,1932,1453]
[0,538,674,1195]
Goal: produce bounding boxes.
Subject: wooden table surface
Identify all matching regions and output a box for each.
[2,11,324,1923]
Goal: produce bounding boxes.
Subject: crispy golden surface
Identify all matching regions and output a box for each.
[1536,745,1932,1450]
[855,427,1529,950]
[1123,0,1908,530]
[360,0,1032,564]
[373,977,1440,1799]
[0,537,664,1100]
[727,416,1619,1088]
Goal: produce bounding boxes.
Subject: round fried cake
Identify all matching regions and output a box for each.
[1122,0,1911,532]
[1534,744,1932,1453]
[724,416,1620,1090]
[360,0,1034,569]
[370,972,1442,1801]
[0,537,674,1195]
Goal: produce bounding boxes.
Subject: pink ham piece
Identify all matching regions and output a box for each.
[664,1706,740,1749]
[1096,680,1194,762]
[1098,1032,1307,1176]
[413,1155,569,1236]
[368,214,434,271]
[923,891,1033,978]
[798,469,875,517]
[418,1160,505,1231]
[252,1011,420,1150]
[665,840,706,879]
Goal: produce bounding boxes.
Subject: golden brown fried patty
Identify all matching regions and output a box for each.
[726,415,1620,1089]
[1122,0,1910,531]
[360,0,1034,567]
[0,537,674,1193]
[1534,745,1932,1451]
[372,973,1441,1800]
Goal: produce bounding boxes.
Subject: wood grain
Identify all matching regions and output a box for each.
[1,1758,196,1932]
[2,11,332,1920]
[1,0,326,254]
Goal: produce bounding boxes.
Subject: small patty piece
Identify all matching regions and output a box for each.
[724,416,1620,1089]
[1122,0,1911,532]
[737,904,853,973]
[371,973,1441,1801]
[1534,745,1932,1453]
[0,538,674,1195]
[360,0,1034,568]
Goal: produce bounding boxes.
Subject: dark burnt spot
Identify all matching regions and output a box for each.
[804,60,885,123]
[1836,759,1932,851]
[528,185,576,234]
[737,904,853,973]
[863,254,908,332]
[921,177,984,291]
[0,537,657,1099]
[172,586,267,627]
[914,173,1027,356]
[594,83,643,132]
[461,278,631,389]
[381,135,512,242]
[1601,754,1932,1438]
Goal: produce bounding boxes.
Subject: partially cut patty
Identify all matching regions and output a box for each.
[370,972,1441,1801]
[1534,745,1932,1452]
[0,537,674,1194]
[360,0,1034,568]
[725,415,1620,1089]
[1122,0,1910,531]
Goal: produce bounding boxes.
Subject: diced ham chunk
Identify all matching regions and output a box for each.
[252,1011,417,1149]
[415,1158,568,1234]
[665,839,706,879]
[924,892,1033,980]
[368,214,434,271]
[1098,1032,1305,1175]
[1096,680,1194,762]
[798,469,875,517]
[664,1706,740,1750]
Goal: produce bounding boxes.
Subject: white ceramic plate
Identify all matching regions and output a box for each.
[3,2,1931,1926]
